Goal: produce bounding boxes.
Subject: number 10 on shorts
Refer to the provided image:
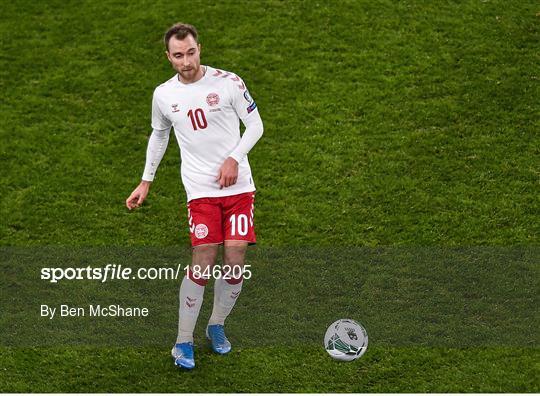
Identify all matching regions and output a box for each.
[229,214,249,236]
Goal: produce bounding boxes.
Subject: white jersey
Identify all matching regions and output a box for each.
[149,66,263,201]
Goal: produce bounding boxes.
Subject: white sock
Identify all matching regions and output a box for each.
[176,276,205,344]
[208,277,243,326]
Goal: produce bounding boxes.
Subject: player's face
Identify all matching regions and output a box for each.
[166,35,202,83]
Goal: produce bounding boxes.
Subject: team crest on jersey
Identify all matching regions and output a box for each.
[194,224,209,239]
[171,104,180,113]
[206,93,220,107]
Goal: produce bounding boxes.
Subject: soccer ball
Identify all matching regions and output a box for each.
[324,319,368,361]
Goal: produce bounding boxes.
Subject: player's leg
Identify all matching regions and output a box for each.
[209,241,247,326]
[173,244,218,369]
[177,244,218,343]
[207,241,247,354]
[207,192,256,354]
[173,198,222,369]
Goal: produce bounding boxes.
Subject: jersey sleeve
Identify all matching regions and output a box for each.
[231,76,259,122]
[142,127,171,182]
[228,76,264,163]
[151,88,172,130]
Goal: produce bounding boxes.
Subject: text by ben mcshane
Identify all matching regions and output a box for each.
[41,304,149,319]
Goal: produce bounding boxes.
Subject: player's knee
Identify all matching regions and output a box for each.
[223,246,245,266]
[189,245,218,286]
[193,245,218,265]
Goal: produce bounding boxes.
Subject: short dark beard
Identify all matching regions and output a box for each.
[177,64,202,84]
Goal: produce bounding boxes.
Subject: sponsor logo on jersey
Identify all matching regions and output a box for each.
[247,101,257,114]
[206,93,220,106]
[194,224,209,239]
[171,104,180,113]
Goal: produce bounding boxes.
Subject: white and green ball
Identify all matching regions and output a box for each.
[324,319,368,361]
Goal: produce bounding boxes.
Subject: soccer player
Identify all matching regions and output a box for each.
[125,23,263,370]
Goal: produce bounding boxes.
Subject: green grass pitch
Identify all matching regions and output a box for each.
[1,0,539,392]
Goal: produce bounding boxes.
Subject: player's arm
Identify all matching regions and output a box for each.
[217,80,264,189]
[126,127,171,209]
[217,113,263,188]
[126,89,172,209]
[229,109,264,164]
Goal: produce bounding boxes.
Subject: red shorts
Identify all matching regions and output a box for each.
[187,192,256,247]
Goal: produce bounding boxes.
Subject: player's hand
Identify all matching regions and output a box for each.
[126,181,151,210]
[216,157,239,189]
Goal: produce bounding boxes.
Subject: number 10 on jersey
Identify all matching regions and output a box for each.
[187,108,208,130]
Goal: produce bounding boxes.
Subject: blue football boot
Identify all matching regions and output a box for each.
[206,324,232,354]
[171,342,195,369]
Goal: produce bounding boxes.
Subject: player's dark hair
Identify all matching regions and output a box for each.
[164,23,199,50]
